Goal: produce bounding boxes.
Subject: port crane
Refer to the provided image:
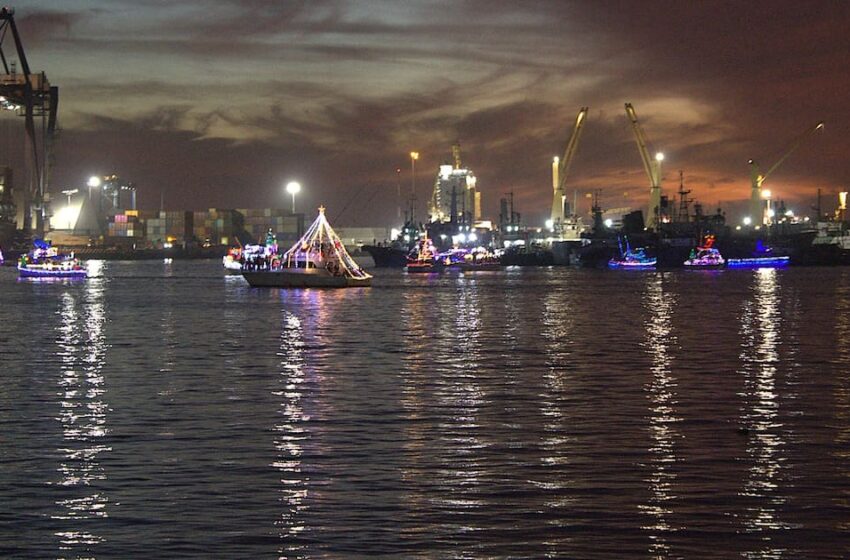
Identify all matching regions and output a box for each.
[551,107,588,225]
[747,121,824,225]
[625,103,664,231]
[0,6,58,236]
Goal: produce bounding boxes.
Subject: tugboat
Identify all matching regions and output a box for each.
[18,240,87,279]
[405,236,442,273]
[683,235,725,269]
[608,236,656,269]
[241,206,371,288]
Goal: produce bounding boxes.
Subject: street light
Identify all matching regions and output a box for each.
[286,181,301,214]
[410,151,419,221]
[87,175,101,199]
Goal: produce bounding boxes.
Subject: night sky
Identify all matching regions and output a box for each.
[6,0,850,225]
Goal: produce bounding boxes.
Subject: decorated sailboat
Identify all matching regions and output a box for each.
[18,239,87,279]
[608,236,656,269]
[241,206,372,288]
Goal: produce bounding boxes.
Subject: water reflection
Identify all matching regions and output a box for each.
[640,274,681,555]
[738,268,791,553]
[833,271,850,531]
[52,279,110,555]
[273,310,309,559]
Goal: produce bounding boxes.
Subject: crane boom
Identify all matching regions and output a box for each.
[625,103,663,229]
[551,107,588,224]
[748,121,824,225]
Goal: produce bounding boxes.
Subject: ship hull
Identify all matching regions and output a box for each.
[362,245,408,268]
[242,269,371,288]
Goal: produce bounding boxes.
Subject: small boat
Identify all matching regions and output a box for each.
[608,237,656,269]
[222,247,243,271]
[18,240,87,279]
[684,235,725,268]
[405,236,442,273]
[458,247,502,271]
[241,206,371,288]
[727,240,790,268]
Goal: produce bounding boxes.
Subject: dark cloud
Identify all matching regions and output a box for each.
[5,0,849,226]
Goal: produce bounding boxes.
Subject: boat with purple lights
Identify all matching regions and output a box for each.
[18,240,87,279]
[683,235,725,269]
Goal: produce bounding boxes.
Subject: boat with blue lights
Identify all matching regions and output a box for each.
[17,240,87,279]
[241,206,371,288]
[608,236,656,269]
[683,235,725,269]
[727,240,790,269]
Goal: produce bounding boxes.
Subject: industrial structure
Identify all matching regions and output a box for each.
[625,103,664,231]
[0,7,58,237]
[551,107,587,227]
[747,121,824,226]
[428,142,480,225]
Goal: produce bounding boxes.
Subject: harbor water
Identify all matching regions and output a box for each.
[1,261,850,558]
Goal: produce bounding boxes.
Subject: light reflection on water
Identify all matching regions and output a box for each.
[640,273,681,556]
[3,263,850,558]
[737,268,792,557]
[52,278,110,554]
[274,311,308,559]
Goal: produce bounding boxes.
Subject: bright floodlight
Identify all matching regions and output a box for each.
[545,219,554,230]
[655,152,664,162]
[410,151,419,161]
[553,156,560,163]
[87,176,102,188]
[604,218,614,228]
[743,216,752,226]
[286,181,301,195]
[761,189,772,199]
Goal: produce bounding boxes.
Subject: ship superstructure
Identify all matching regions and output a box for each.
[428,142,480,225]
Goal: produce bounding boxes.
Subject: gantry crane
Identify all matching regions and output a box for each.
[625,103,664,231]
[747,121,824,225]
[0,6,59,236]
[551,107,588,224]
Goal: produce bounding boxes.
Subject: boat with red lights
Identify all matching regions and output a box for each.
[683,235,725,269]
[405,236,442,273]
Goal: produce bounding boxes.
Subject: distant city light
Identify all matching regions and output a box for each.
[87,176,102,188]
[761,189,772,199]
[604,218,614,227]
[743,216,752,226]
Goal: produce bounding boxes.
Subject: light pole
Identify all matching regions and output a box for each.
[286,181,301,214]
[410,151,419,222]
[61,188,78,230]
[87,175,101,198]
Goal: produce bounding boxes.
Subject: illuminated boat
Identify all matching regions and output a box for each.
[222,247,243,271]
[458,247,502,271]
[18,240,87,279]
[405,236,442,273]
[683,235,725,268]
[242,206,371,288]
[608,237,656,269]
[727,240,790,268]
